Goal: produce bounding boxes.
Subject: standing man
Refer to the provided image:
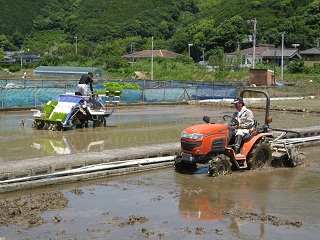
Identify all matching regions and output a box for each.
[231,97,254,154]
[78,72,94,95]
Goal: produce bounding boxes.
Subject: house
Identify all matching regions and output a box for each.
[299,47,320,67]
[1,52,42,65]
[14,54,42,65]
[261,48,301,66]
[226,44,301,68]
[123,49,181,62]
[1,51,17,65]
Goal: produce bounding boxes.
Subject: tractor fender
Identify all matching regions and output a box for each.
[241,132,273,156]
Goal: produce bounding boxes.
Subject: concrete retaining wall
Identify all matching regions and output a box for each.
[0,143,180,182]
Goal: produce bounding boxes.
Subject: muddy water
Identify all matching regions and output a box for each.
[1,105,319,162]
[1,105,320,239]
[0,148,320,239]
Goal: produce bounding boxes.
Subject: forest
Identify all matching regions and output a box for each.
[0,0,320,80]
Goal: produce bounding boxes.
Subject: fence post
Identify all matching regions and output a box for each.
[142,88,145,102]
[35,87,37,107]
[1,90,3,108]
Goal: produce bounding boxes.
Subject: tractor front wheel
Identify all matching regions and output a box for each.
[174,156,197,172]
[247,141,272,170]
[208,154,232,177]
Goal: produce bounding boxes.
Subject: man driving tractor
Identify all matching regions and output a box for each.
[232,97,255,154]
[174,90,304,177]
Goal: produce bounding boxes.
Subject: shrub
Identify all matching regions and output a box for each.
[102,82,141,90]
[8,65,21,72]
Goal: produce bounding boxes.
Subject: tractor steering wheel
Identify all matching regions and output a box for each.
[223,115,239,126]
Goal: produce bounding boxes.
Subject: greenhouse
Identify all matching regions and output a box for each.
[33,66,105,77]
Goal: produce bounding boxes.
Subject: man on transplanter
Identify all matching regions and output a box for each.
[78,72,94,96]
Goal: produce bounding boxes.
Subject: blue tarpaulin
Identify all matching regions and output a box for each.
[196,85,237,100]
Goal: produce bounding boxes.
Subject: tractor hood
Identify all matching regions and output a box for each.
[181,123,229,140]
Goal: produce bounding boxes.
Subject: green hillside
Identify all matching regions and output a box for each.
[0,0,320,80]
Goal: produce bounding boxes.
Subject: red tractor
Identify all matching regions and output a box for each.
[174,90,304,176]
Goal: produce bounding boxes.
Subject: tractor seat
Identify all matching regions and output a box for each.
[243,120,258,143]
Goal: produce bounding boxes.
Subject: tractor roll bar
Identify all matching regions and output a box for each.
[239,90,270,127]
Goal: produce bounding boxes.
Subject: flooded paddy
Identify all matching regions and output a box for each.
[0,104,320,239]
[0,104,319,162]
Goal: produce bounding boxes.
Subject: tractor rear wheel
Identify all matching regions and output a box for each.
[93,116,106,128]
[208,154,231,177]
[247,141,272,170]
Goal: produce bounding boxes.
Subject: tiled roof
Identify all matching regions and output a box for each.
[299,47,320,55]
[228,45,277,56]
[262,48,301,58]
[123,49,181,59]
[227,44,301,59]
[14,54,42,59]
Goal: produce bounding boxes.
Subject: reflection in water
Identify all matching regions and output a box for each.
[0,108,193,161]
[1,106,320,162]
[174,163,317,239]
[31,137,73,155]
[176,172,254,220]
[31,135,110,155]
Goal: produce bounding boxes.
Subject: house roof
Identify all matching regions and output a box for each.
[123,49,181,59]
[14,54,42,60]
[262,49,302,59]
[0,59,17,64]
[227,43,301,59]
[299,47,320,55]
[227,44,276,56]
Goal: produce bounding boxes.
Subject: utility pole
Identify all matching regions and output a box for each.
[201,48,205,64]
[247,19,257,69]
[20,45,24,69]
[281,32,285,82]
[54,42,58,55]
[236,41,240,52]
[75,36,78,54]
[252,19,257,69]
[151,36,154,80]
[188,43,193,58]
[130,42,135,63]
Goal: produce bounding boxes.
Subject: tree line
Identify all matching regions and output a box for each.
[0,0,320,75]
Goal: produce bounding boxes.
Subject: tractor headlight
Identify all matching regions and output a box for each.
[181,131,204,140]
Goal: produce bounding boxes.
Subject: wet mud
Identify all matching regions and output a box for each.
[0,104,320,239]
[1,153,320,239]
[219,209,303,227]
[0,191,68,229]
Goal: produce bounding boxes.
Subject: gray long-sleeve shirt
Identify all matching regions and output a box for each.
[233,106,254,129]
